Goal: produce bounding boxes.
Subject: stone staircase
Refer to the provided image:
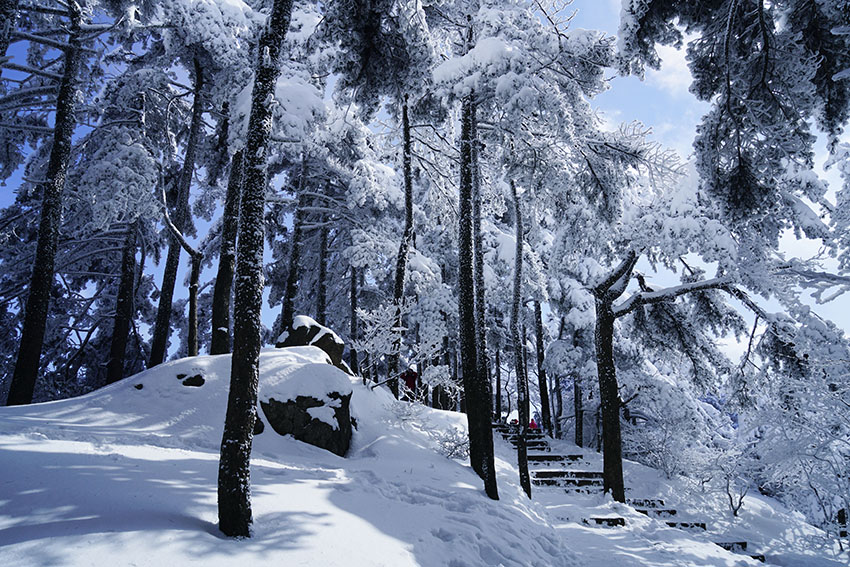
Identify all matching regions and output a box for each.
[493,424,767,563]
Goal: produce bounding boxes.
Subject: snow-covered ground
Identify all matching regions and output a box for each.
[0,348,845,566]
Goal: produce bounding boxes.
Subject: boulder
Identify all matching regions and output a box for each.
[260,391,352,457]
[276,315,350,375]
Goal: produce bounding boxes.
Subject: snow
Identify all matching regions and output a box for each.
[0,351,845,567]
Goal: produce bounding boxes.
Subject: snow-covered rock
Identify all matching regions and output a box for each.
[258,346,353,456]
[276,315,349,374]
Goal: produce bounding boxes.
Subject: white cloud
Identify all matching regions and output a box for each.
[646,43,693,97]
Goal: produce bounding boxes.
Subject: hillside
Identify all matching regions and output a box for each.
[0,348,844,566]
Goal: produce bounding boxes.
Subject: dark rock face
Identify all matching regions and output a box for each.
[276,316,349,375]
[182,374,205,387]
[260,392,352,457]
[253,415,265,435]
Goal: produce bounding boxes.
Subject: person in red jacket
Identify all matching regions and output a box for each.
[529,418,539,430]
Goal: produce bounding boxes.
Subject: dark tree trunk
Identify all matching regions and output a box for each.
[494,347,502,421]
[387,99,414,399]
[316,222,327,326]
[149,59,204,368]
[218,0,295,539]
[459,95,498,500]
[0,0,18,60]
[279,158,306,336]
[6,13,81,406]
[534,300,552,436]
[105,226,137,384]
[471,102,489,394]
[210,151,243,355]
[349,266,360,377]
[574,375,583,447]
[595,300,625,502]
[187,252,202,357]
[510,180,531,498]
[553,374,563,439]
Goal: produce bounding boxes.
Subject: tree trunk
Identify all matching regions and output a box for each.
[105,226,136,384]
[386,98,414,399]
[187,252,202,357]
[218,0,294,538]
[534,300,552,436]
[471,102,489,397]
[0,0,18,61]
[316,222,327,326]
[595,299,625,502]
[574,375,583,447]
[210,151,243,355]
[279,158,306,336]
[553,375,562,439]
[494,347,502,421]
[510,180,531,498]
[6,12,81,406]
[349,266,360,377]
[459,95,498,500]
[149,58,204,367]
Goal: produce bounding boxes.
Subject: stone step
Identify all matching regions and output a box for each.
[582,517,626,527]
[504,433,546,441]
[628,498,665,508]
[509,438,549,446]
[635,508,678,517]
[715,542,747,552]
[665,521,706,531]
[533,477,603,488]
[510,443,550,452]
[532,470,603,480]
[749,554,766,563]
[527,454,583,464]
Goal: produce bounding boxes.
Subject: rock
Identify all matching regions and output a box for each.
[176,373,186,380]
[260,392,352,457]
[134,383,144,390]
[253,415,265,435]
[276,315,350,375]
[182,374,205,387]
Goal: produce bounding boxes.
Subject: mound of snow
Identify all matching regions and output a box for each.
[0,349,577,567]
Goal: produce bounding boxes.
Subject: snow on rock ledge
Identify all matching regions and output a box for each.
[275,315,350,375]
[259,345,353,457]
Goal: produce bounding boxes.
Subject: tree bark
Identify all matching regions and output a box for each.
[595,299,625,502]
[534,300,552,436]
[210,150,243,355]
[494,346,502,421]
[510,180,531,498]
[316,221,327,326]
[471,102,489,398]
[574,374,583,447]
[218,0,294,538]
[6,10,81,406]
[349,266,360,377]
[459,94,498,500]
[386,98,414,399]
[105,226,137,384]
[0,0,18,62]
[279,157,306,336]
[149,58,204,367]
[187,252,202,357]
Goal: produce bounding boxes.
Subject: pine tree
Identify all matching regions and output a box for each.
[217,0,295,538]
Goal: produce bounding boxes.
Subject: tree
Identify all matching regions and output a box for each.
[6,2,85,405]
[217,0,295,538]
[511,180,531,498]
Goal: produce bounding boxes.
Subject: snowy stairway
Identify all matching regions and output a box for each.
[582,516,626,527]
[526,454,583,465]
[713,541,766,563]
[664,520,706,530]
[634,507,677,518]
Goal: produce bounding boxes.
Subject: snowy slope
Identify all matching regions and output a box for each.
[0,348,845,566]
